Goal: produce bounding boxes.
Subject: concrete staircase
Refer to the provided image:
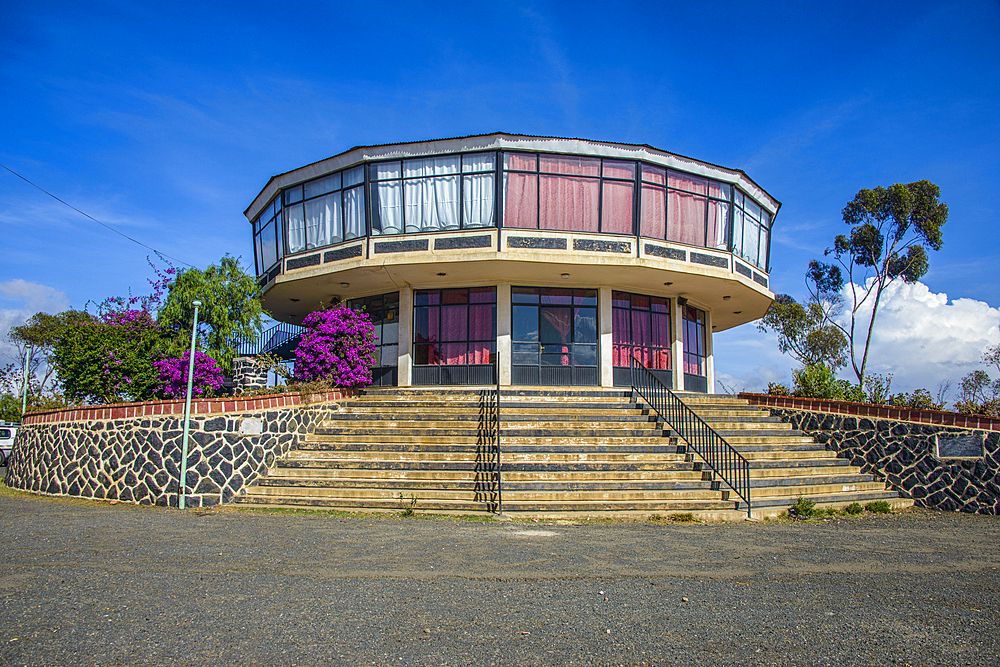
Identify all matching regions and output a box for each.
[235,387,909,519]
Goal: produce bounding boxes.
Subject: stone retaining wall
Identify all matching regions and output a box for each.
[739,394,1000,515]
[5,389,351,507]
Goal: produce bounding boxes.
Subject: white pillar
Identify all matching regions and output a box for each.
[496,282,512,386]
[705,308,715,394]
[397,286,413,386]
[672,298,685,391]
[599,286,613,387]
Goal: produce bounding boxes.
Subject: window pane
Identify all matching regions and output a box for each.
[706,200,730,250]
[603,160,635,180]
[343,166,364,187]
[404,155,459,178]
[667,190,707,247]
[463,173,495,228]
[732,207,744,256]
[504,152,536,171]
[374,162,400,180]
[372,181,402,235]
[381,345,398,366]
[759,225,770,270]
[305,173,341,199]
[305,192,343,247]
[539,154,600,177]
[512,287,539,304]
[742,218,760,266]
[574,289,597,306]
[468,341,494,365]
[442,288,469,304]
[612,306,629,344]
[601,181,633,234]
[286,203,306,253]
[463,152,495,173]
[573,344,598,366]
[285,185,303,204]
[503,172,538,228]
[640,184,666,239]
[612,291,630,309]
[512,342,539,365]
[512,305,539,342]
[540,288,573,305]
[574,308,597,343]
[441,342,467,365]
[404,175,459,232]
[469,287,496,303]
[641,164,666,185]
[468,304,495,340]
[540,307,572,343]
[343,186,365,239]
[539,175,599,232]
[709,180,730,200]
[668,170,708,195]
[259,221,277,269]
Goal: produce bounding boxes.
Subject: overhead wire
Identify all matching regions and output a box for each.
[0,162,195,268]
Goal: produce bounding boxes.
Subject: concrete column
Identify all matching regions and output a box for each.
[496,282,512,386]
[672,298,685,391]
[705,308,715,394]
[397,285,413,386]
[599,286,613,387]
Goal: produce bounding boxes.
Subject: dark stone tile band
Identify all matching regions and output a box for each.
[507,236,567,250]
[435,235,493,250]
[285,254,321,270]
[573,239,631,253]
[644,244,686,261]
[734,262,753,278]
[690,252,729,269]
[324,245,364,263]
[374,239,429,254]
[753,272,768,287]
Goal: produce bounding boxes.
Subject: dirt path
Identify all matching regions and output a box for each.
[1,492,998,666]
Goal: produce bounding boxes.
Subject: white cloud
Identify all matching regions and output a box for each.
[838,280,1000,393]
[712,280,1000,400]
[0,280,70,364]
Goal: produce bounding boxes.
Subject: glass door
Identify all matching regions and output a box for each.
[512,287,598,386]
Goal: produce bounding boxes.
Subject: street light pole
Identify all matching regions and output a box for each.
[178,300,202,510]
[20,344,32,419]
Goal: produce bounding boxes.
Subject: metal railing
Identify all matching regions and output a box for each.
[476,350,503,514]
[630,358,751,516]
[233,322,306,358]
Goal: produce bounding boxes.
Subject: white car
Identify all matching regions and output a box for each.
[0,422,17,467]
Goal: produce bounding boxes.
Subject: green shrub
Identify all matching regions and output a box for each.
[767,382,790,396]
[837,380,865,403]
[864,500,891,514]
[890,388,943,411]
[844,502,864,515]
[864,373,893,405]
[793,364,843,400]
[789,496,817,519]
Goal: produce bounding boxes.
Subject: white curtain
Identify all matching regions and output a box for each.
[708,200,730,250]
[463,173,494,227]
[306,192,343,247]
[286,204,306,253]
[403,157,460,232]
[344,186,365,239]
[374,180,403,235]
[742,217,760,267]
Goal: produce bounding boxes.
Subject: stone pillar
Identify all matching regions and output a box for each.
[599,286,613,387]
[397,286,413,387]
[232,356,268,393]
[672,298,685,391]
[496,282,512,387]
[705,309,715,394]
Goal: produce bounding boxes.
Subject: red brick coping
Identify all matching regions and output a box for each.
[739,392,1000,432]
[21,389,355,425]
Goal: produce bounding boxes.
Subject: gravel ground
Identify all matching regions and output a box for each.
[0,485,998,667]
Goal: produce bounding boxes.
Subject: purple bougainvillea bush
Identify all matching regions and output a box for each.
[154,350,225,399]
[294,305,377,386]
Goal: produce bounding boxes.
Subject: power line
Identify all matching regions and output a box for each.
[0,162,195,268]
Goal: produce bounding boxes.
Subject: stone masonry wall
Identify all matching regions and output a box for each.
[5,390,350,508]
[754,403,1000,515]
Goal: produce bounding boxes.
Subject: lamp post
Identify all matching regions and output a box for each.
[20,344,32,419]
[178,300,202,510]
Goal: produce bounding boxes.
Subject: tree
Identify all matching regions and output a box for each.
[758,294,848,369]
[51,309,167,404]
[157,255,263,374]
[810,180,948,385]
[293,305,377,386]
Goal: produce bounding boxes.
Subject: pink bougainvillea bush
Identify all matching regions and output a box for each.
[294,305,377,386]
[154,350,225,399]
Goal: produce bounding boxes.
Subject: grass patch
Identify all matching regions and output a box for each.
[669,512,697,523]
[844,502,864,515]
[864,500,892,514]
[788,496,817,519]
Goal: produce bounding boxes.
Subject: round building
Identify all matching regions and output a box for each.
[246,133,778,392]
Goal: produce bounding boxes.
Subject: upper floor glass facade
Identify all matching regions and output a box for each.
[251,146,775,279]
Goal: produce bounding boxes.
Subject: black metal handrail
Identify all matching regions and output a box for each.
[630,358,751,516]
[233,322,306,358]
[493,350,503,514]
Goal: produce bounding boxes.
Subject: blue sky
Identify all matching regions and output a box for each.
[2,0,999,397]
